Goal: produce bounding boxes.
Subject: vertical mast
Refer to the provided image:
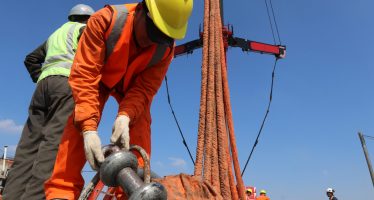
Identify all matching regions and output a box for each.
[2,146,8,174]
[220,0,224,24]
[358,132,374,187]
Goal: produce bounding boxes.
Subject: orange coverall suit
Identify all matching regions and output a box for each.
[44,4,174,199]
[256,196,270,200]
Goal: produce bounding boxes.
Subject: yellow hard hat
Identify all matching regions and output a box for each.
[246,188,253,193]
[145,0,193,40]
[260,190,267,194]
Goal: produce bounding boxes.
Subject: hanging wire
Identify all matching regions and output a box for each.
[364,134,374,141]
[241,58,278,176]
[269,0,282,45]
[264,0,277,44]
[164,76,195,165]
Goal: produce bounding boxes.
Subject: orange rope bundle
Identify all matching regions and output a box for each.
[194,0,246,199]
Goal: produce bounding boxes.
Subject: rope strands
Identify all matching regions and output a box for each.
[194,0,210,178]
[214,1,230,196]
[194,0,246,199]
[217,2,244,199]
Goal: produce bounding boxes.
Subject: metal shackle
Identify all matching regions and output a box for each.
[99,150,167,200]
[102,144,121,157]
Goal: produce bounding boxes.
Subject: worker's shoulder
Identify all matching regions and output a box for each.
[91,6,112,19]
[332,197,338,200]
[255,197,270,200]
[103,3,138,13]
[85,6,113,29]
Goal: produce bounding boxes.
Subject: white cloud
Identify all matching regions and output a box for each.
[168,157,187,169]
[0,119,23,134]
[155,161,164,168]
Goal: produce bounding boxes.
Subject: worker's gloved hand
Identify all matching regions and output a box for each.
[83,131,104,170]
[111,115,131,150]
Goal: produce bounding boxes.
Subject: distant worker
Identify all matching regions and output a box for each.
[246,188,253,200]
[256,190,270,200]
[326,188,338,200]
[2,4,94,200]
[44,0,193,199]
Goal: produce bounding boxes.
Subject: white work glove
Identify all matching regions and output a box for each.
[111,115,131,150]
[83,131,104,170]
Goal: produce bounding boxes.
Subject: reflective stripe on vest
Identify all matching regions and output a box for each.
[146,44,168,67]
[106,5,129,59]
[38,22,85,82]
[106,4,169,68]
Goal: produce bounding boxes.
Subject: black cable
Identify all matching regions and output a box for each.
[364,135,374,140]
[164,76,195,165]
[241,58,278,176]
[269,0,282,45]
[264,0,277,44]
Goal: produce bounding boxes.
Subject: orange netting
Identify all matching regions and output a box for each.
[154,174,223,200]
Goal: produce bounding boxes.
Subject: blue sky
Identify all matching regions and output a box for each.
[1,0,374,199]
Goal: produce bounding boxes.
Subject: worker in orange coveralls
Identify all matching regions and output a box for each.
[44,0,193,199]
[246,188,253,200]
[256,190,270,200]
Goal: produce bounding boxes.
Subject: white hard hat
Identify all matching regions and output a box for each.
[69,4,94,18]
[326,188,335,193]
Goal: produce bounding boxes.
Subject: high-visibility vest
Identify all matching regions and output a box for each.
[101,3,174,91]
[38,21,86,82]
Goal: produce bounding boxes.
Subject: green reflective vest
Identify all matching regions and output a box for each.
[38,21,85,82]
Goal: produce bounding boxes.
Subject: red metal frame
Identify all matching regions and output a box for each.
[174,25,286,59]
[86,180,116,200]
[87,180,105,200]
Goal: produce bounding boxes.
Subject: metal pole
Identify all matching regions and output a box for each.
[220,0,224,24]
[358,132,374,187]
[2,146,8,175]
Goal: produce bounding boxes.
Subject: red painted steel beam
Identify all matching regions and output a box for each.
[88,180,105,200]
[229,37,286,58]
[174,26,286,58]
[174,39,203,57]
[249,41,286,58]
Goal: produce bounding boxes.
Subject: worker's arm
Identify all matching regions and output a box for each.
[118,48,174,123]
[24,41,47,83]
[69,7,112,131]
[77,26,86,44]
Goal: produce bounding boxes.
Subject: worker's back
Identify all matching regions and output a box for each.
[38,21,85,82]
[256,196,270,200]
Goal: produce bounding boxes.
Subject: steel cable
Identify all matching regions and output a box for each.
[164,76,195,165]
[241,58,278,176]
[364,135,374,141]
[264,0,277,44]
[269,0,282,44]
